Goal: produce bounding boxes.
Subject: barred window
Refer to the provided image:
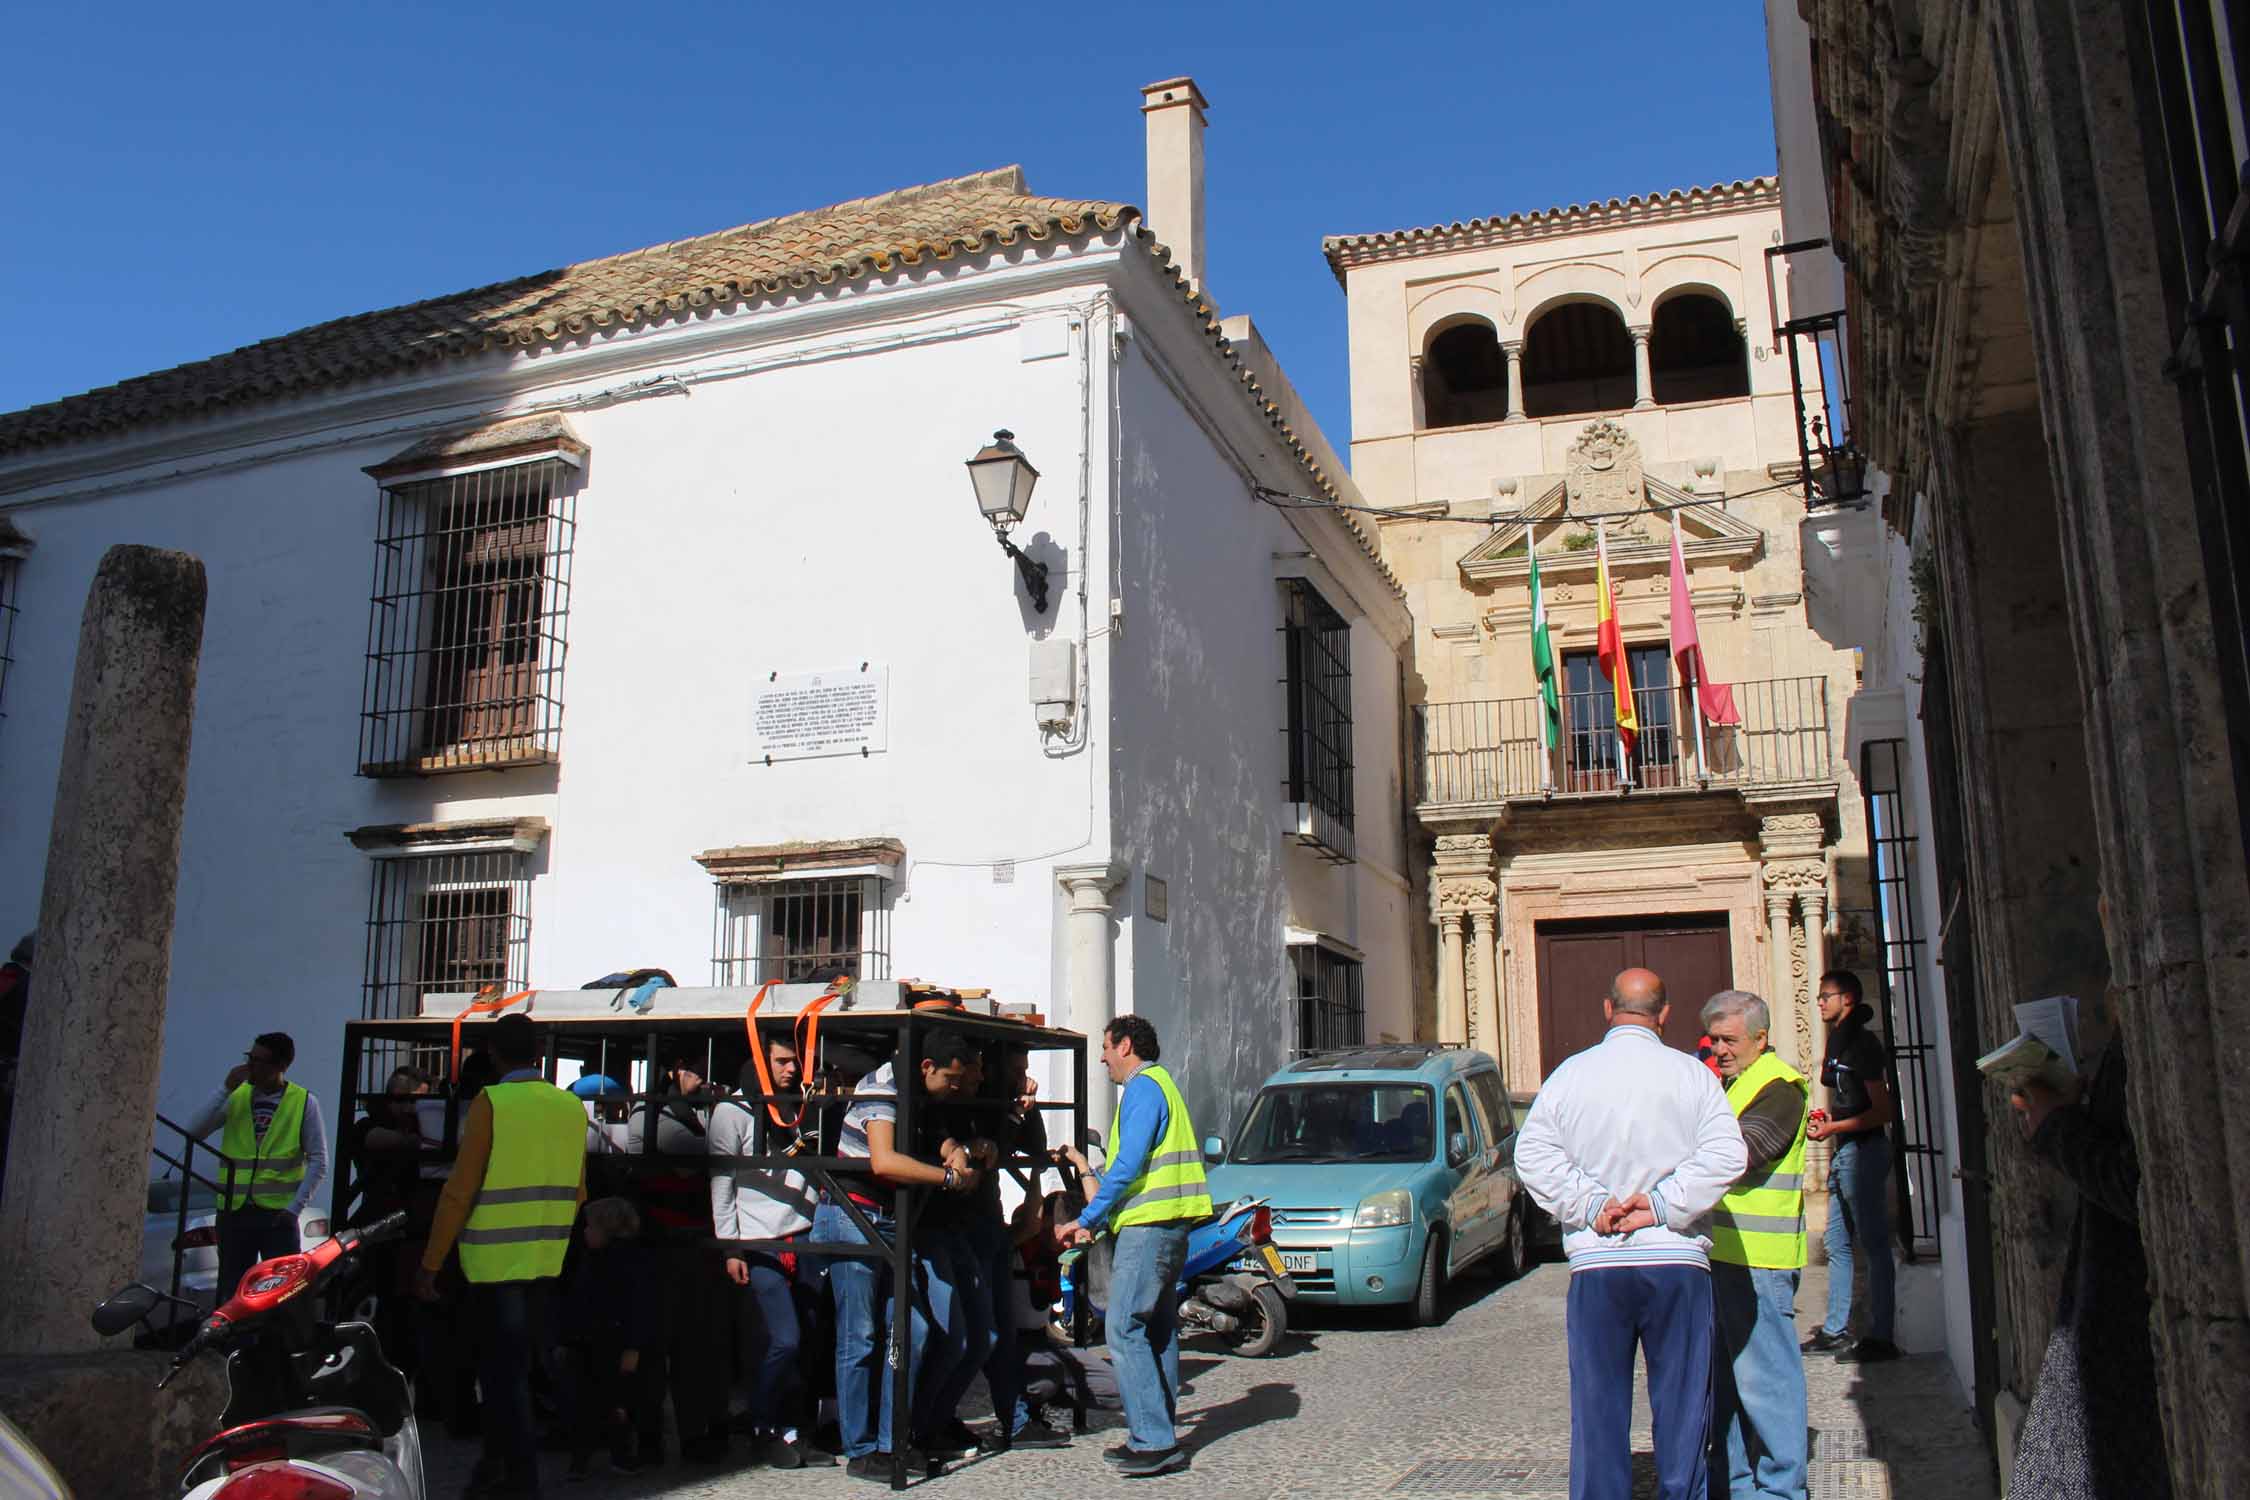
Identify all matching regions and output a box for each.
[1281,578,1355,861]
[1292,943,1366,1051]
[361,844,533,1021]
[713,876,893,986]
[360,456,577,776]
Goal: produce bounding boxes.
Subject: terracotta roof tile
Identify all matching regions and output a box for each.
[0,167,1130,456]
[1322,176,1782,281]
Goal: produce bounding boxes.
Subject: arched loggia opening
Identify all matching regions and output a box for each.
[1420,321,1510,429]
[1521,300,1635,418]
[1649,293,1749,404]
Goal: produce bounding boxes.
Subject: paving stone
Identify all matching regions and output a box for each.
[419,1258,1996,1499]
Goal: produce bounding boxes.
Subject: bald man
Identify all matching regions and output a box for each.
[1515,968,1747,1500]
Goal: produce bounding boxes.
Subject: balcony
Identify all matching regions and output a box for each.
[1416,675,1835,807]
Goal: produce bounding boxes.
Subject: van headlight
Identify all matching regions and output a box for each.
[1354,1189,1412,1227]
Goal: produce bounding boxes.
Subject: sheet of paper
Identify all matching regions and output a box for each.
[2013,996,2081,1075]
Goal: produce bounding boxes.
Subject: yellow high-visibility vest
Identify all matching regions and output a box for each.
[1709,1049,1808,1269]
[1107,1065,1212,1228]
[459,1080,585,1283]
[219,1082,307,1211]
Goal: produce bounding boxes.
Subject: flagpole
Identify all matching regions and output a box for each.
[1601,520,1631,792]
[1678,513,1709,783]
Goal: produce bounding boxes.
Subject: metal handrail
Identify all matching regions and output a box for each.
[147,1112,246,1333]
[1416,674,1835,804]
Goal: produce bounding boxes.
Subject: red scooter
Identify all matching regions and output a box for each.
[95,1211,426,1500]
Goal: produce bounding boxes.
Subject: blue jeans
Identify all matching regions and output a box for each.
[1820,1135,1895,1341]
[1711,1265,1808,1500]
[1108,1224,1189,1453]
[1565,1264,1712,1500]
[914,1230,977,1438]
[813,1202,930,1458]
[467,1279,554,1485]
[733,1252,802,1431]
[963,1216,1029,1434]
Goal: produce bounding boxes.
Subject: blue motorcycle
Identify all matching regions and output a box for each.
[1061,1197,1295,1357]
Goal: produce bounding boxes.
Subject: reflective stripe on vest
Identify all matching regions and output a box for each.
[461,1081,585,1283]
[219,1083,308,1211]
[1107,1065,1213,1228]
[1709,1049,1808,1270]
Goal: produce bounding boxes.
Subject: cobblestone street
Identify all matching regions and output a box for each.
[424,1258,1995,1499]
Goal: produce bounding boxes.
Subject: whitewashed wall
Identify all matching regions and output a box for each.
[0,234,1416,1203]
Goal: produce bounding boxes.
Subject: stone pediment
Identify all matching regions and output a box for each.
[1458,464,1765,587]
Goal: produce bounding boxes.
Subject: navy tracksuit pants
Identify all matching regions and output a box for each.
[1565,1264,1714,1500]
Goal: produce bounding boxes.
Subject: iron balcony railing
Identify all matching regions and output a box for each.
[1416,675,1835,804]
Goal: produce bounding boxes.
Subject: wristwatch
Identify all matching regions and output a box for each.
[943,1165,959,1191]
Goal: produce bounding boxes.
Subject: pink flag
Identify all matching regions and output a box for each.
[1668,524,1741,725]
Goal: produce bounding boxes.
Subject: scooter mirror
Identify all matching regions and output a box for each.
[91,1283,160,1337]
[1203,1135,1226,1161]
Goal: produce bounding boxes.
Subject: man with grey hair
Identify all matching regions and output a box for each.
[1701,989,1811,1500]
[1516,968,1746,1500]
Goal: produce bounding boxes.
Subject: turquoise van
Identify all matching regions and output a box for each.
[1203,1044,1529,1325]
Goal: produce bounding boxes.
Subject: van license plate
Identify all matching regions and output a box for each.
[1277,1250,1318,1273]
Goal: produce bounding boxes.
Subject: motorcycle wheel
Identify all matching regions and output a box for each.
[1229,1283,1288,1358]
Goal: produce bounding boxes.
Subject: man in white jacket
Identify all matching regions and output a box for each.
[1515,968,1747,1500]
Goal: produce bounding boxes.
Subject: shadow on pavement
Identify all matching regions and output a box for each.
[1183,1380,1301,1456]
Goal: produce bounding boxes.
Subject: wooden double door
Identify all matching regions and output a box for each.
[1534,913,1731,1077]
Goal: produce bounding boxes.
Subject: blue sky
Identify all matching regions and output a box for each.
[0,2,1780,449]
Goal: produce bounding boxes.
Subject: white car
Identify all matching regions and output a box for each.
[141,1175,331,1314]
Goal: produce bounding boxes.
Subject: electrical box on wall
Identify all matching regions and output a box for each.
[1030,638,1077,732]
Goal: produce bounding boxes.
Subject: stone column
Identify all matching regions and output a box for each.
[1408,354,1428,430]
[1763,887,1798,1069]
[1630,325,1655,409]
[1501,339,1526,421]
[1437,913,1467,1047]
[1055,861,1125,1138]
[1470,907,1502,1071]
[1798,883,1830,1072]
[0,547,206,1354]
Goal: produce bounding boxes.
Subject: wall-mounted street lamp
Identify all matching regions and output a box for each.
[966,429,1050,614]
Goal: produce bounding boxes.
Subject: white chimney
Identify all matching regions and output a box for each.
[1140,76,1209,295]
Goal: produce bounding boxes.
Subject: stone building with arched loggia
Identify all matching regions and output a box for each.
[1325,177,1872,1096]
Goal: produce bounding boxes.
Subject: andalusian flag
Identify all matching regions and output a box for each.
[1527,543,1560,752]
[1595,525,1639,755]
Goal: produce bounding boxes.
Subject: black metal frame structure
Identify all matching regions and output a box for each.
[335,1007,1088,1491]
[359,458,577,777]
[1763,239,1867,507]
[1281,577,1355,861]
[2122,0,2250,881]
[0,546,20,742]
[1859,738,1942,1259]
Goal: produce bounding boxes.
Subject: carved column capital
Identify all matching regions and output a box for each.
[1437,909,1467,936]
[1055,859,1126,915]
[1762,859,1826,893]
[1500,338,1525,357]
[1629,324,1653,346]
[1436,876,1498,916]
[1763,885,1796,918]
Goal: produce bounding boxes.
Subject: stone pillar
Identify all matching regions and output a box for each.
[1763,887,1798,1068]
[1055,861,1125,1138]
[1501,339,1526,421]
[1798,883,1830,1071]
[1470,908,1502,1071]
[1437,913,1467,1047]
[1409,354,1429,430]
[1630,325,1655,409]
[0,547,206,1353]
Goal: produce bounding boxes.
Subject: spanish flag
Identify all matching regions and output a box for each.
[1595,525,1638,756]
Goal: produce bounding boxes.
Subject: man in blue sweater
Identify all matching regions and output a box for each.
[1515,968,1747,1500]
[1056,1015,1210,1479]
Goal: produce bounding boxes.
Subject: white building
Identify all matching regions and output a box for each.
[0,78,1415,1160]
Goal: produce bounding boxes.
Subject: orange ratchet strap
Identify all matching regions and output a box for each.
[451,984,535,1078]
[744,974,854,1129]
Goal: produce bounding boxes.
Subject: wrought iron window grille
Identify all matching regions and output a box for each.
[713,875,894,986]
[1861,738,1943,1260]
[1762,240,1867,508]
[361,846,533,1025]
[1281,578,1356,862]
[359,457,577,777]
[1292,944,1366,1052]
[0,542,22,741]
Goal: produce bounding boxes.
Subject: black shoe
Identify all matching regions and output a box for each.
[1104,1442,1135,1466]
[1009,1417,1073,1450]
[1838,1336,1903,1363]
[1801,1328,1849,1353]
[764,1435,807,1470]
[1117,1445,1190,1478]
[847,1450,931,1483]
[923,1420,981,1461]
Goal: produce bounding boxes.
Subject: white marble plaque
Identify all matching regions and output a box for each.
[751,665,889,762]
